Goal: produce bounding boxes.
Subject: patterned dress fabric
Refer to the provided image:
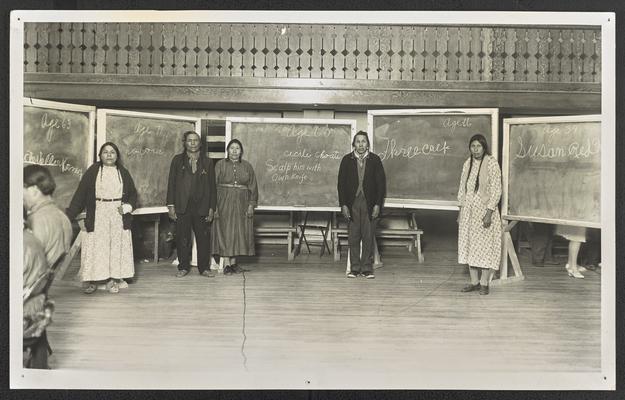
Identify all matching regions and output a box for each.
[211,159,258,257]
[80,166,134,281]
[457,156,502,270]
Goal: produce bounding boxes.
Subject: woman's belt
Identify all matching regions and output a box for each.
[218,184,247,189]
[96,197,122,202]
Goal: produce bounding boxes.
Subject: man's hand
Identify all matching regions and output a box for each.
[206,208,214,223]
[246,205,255,218]
[168,205,177,221]
[341,205,351,221]
[371,205,380,219]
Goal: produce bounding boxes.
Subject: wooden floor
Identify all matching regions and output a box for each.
[46,240,601,377]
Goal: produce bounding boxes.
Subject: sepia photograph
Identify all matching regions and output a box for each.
[8,8,616,391]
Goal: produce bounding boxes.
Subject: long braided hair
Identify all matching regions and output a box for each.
[465,134,490,194]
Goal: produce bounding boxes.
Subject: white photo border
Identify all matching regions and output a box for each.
[9,10,616,390]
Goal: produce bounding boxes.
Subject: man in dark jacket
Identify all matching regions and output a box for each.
[167,131,217,278]
[337,130,386,279]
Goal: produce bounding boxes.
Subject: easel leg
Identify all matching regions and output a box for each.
[153,219,159,263]
[56,230,84,282]
[288,211,295,260]
[373,237,383,269]
[287,231,294,261]
[416,234,424,263]
[491,220,525,286]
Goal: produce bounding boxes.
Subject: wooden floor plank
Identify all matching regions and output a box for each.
[46,245,601,374]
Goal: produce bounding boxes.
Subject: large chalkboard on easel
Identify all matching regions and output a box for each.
[369,109,499,209]
[23,98,95,209]
[503,115,601,228]
[98,109,200,214]
[227,118,355,210]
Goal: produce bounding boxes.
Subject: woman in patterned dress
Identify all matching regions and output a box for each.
[457,134,502,295]
[67,142,137,294]
[211,139,258,275]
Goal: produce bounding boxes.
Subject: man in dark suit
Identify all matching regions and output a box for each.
[338,130,386,279]
[167,131,217,278]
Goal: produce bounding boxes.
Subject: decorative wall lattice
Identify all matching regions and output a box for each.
[24,23,601,83]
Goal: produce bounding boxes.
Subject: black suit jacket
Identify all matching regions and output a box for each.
[337,152,386,218]
[166,153,216,215]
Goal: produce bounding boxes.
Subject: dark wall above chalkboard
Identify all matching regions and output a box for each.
[228,118,355,210]
[98,109,200,214]
[503,115,601,228]
[23,98,95,210]
[369,109,499,209]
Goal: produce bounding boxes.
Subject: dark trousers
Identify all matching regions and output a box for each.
[526,222,554,264]
[23,331,50,369]
[348,193,376,273]
[176,211,211,273]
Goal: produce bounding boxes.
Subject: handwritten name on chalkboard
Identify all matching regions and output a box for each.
[24,104,93,209]
[102,112,194,211]
[505,119,601,227]
[23,151,83,175]
[230,120,352,209]
[371,112,495,205]
[513,124,600,160]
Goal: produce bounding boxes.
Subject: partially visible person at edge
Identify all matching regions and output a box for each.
[167,131,217,278]
[23,164,72,267]
[555,225,588,279]
[23,227,54,369]
[337,130,386,279]
[457,134,502,295]
[211,139,258,275]
[66,142,137,294]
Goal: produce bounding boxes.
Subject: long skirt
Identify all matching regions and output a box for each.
[211,186,255,257]
[458,193,502,270]
[80,201,134,282]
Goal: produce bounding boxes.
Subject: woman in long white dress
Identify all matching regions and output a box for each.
[457,134,502,295]
[67,142,137,294]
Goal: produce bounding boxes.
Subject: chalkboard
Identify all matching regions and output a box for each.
[368,109,499,209]
[98,109,200,214]
[23,98,95,210]
[227,118,355,210]
[502,115,601,228]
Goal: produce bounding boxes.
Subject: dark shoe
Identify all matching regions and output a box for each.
[479,285,490,295]
[347,272,357,278]
[175,269,190,278]
[200,270,215,278]
[363,272,375,279]
[224,266,233,275]
[231,264,248,273]
[461,283,480,293]
[82,283,97,294]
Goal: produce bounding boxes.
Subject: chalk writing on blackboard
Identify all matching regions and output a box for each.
[23,151,83,175]
[229,118,353,209]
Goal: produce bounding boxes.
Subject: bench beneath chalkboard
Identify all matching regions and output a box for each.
[332,227,424,263]
[255,226,298,261]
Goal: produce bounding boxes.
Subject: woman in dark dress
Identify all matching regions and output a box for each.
[211,139,258,275]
